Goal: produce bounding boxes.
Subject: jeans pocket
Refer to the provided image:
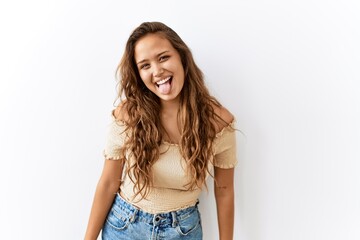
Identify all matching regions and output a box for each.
[105,205,131,231]
[175,209,201,236]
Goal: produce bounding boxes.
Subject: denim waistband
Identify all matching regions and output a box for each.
[113,192,199,227]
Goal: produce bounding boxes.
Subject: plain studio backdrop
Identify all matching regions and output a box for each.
[0,0,359,239]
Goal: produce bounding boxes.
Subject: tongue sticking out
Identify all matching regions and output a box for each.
[158,81,171,94]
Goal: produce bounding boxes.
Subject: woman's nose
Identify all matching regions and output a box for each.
[153,64,164,77]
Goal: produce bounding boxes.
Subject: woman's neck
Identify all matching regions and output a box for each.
[160,99,180,118]
[160,100,181,144]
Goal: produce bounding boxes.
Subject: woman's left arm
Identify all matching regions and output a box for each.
[214,167,235,240]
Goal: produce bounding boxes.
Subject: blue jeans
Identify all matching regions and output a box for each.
[102,193,203,240]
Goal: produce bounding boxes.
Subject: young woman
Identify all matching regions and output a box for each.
[84,22,237,240]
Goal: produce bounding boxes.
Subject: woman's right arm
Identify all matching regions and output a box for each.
[84,159,124,240]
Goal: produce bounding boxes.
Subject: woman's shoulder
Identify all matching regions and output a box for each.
[111,101,129,122]
[212,104,235,133]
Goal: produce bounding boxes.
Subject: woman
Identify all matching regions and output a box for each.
[84,22,237,240]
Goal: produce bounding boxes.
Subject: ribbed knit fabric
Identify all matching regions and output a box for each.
[103,114,237,213]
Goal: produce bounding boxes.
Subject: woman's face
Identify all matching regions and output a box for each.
[134,33,185,105]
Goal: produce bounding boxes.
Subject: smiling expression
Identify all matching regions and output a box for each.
[134,33,185,105]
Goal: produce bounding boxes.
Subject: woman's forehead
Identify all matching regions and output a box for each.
[134,34,174,61]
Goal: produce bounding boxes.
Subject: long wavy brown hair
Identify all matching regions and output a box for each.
[115,22,226,199]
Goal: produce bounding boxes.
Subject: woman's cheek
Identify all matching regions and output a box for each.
[139,71,150,84]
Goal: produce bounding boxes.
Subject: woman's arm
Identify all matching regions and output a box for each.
[214,167,235,240]
[84,159,123,240]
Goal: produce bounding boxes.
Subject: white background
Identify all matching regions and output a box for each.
[1,0,359,239]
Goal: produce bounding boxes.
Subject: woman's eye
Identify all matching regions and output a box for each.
[159,55,169,61]
[140,64,150,69]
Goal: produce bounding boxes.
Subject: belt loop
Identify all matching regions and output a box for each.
[171,211,178,228]
[130,209,138,223]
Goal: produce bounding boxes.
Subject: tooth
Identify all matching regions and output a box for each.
[156,76,171,85]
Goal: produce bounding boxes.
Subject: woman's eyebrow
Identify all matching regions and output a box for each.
[136,50,170,65]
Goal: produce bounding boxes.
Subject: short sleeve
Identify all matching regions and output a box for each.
[213,122,238,168]
[103,117,128,160]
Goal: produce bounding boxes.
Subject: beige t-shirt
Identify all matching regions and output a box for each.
[103,114,237,213]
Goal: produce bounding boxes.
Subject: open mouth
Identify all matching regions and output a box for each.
[155,76,172,86]
[155,76,173,94]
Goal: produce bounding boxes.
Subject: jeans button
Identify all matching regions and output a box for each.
[155,216,160,221]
